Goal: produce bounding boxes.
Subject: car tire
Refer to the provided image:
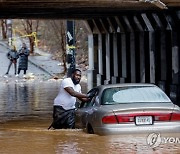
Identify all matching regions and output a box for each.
[86,123,94,134]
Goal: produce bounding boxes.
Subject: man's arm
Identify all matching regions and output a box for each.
[64,87,89,102]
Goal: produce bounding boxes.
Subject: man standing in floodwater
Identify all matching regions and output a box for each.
[48,69,90,129]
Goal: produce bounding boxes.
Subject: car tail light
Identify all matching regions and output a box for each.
[102,115,118,124]
[102,115,134,124]
[102,112,173,124]
[171,113,180,121]
[102,112,177,124]
[153,113,171,121]
[116,113,171,123]
[117,115,134,123]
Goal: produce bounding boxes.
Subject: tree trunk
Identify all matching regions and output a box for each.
[1,20,7,39]
[62,53,67,73]
[29,36,34,54]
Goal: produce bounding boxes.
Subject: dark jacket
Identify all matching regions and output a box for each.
[18,47,29,70]
[7,49,19,63]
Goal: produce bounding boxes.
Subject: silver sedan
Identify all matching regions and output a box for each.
[75,83,180,135]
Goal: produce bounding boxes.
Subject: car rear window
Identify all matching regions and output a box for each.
[101,86,171,105]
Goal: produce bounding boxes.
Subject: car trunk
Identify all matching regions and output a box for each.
[101,102,178,124]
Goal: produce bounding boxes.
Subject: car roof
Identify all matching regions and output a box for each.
[96,83,156,90]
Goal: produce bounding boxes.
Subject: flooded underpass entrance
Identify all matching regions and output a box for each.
[0,80,180,153]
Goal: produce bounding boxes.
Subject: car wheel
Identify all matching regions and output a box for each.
[86,123,94,134]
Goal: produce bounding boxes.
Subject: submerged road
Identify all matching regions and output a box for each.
[0,81,180,154]
[0,41,179,154]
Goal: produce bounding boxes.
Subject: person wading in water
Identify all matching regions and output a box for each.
[48,69,90,129]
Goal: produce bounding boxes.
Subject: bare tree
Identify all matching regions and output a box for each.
[1,19,8,39]
[48,20,67,74]
[38,20,88,74]
[74,20,88,70]
[21,19,39,54]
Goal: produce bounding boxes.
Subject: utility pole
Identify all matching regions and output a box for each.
[66,20,75,77]
[7,19,12,46]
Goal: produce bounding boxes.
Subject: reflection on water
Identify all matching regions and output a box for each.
[0,80,59,121]
[0,80,179,154]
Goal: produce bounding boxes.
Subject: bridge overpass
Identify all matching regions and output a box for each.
[0,0,179,18]
[0,0,180,105]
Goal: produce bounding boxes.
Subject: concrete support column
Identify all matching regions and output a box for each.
[123,16,136,83]
[149,32,155,83]
[104,33,110,84]
[170,31,180,105]
[139,32,145,82]
[97,34,103,86]
[111,33,118,84]
[164,14,180,105]
[172,32,179,84]
[121,33,127,79]
[132,16,145,83]
[142,14,155,83]
[151,14,166,84]
[160,31,167,81]
[130,32,136,82]
[87,34,94,91]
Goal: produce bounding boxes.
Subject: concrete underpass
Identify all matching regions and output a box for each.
[0,0,179,105]
[86,10,180,106]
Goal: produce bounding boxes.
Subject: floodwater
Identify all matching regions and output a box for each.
[0,80,180,154]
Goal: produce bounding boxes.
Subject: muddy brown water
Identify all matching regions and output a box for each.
[0,80,179,154]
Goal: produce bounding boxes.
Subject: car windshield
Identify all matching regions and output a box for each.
[102,86,171,105]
